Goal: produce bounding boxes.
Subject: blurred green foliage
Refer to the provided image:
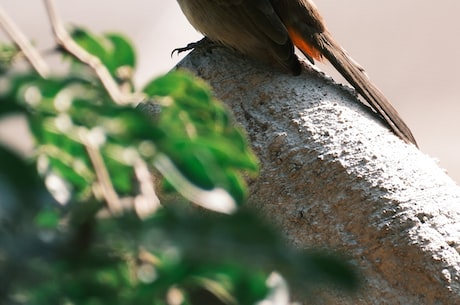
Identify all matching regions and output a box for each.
[0,27,357,305]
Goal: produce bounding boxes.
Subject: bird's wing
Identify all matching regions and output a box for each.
[215,0,301,73]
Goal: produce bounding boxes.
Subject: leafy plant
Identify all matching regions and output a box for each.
[0,13,357,305]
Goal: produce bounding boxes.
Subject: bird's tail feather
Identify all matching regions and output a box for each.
[311,33,417,146]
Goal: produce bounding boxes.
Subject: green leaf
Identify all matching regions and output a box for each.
[10,74,146,202]
[35,209,60,229]
[0,43,19,74]
[143,71,259,204]
[106,33,136,69]
[71,28,136,83]
[71,27,109,66]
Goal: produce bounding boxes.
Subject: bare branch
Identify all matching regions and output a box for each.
[133,158,161,218]
[83,135,123,216]
[154,153,237,214]
[0,5,50,77]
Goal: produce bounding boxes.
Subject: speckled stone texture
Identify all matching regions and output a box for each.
[175,44,460,304]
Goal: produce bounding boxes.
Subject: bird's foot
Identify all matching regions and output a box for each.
[171,37,211,56]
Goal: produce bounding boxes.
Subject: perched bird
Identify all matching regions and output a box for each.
[176,0,417,146]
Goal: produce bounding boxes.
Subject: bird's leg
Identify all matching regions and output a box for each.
[171,37,212,56]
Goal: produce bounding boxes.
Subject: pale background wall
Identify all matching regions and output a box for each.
[1,1,459,183]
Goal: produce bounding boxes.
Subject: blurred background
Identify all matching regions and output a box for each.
[1,0,459,183]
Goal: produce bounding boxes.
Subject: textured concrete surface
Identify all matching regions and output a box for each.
[177,45,460,304]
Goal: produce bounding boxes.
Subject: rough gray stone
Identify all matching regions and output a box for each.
[176,44,460,304]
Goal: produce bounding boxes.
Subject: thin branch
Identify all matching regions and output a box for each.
[153,153,237,214]
[43,0,136,106]
[133,158,161,218]
[83,136,123,216]
[0,5,50,77]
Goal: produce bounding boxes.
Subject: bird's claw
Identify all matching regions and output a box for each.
[171,37,209,57]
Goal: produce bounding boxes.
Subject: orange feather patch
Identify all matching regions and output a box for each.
[287,27,322,62]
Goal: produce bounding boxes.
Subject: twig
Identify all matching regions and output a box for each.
[153,153,237,214]
[0,5,50,77]
[133,158,161,218]
[83,136,123,216]
[43,0,134,105]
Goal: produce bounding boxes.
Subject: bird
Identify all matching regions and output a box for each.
[175,0,417,146]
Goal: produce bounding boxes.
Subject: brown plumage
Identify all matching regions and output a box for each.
[176,0,417,146]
